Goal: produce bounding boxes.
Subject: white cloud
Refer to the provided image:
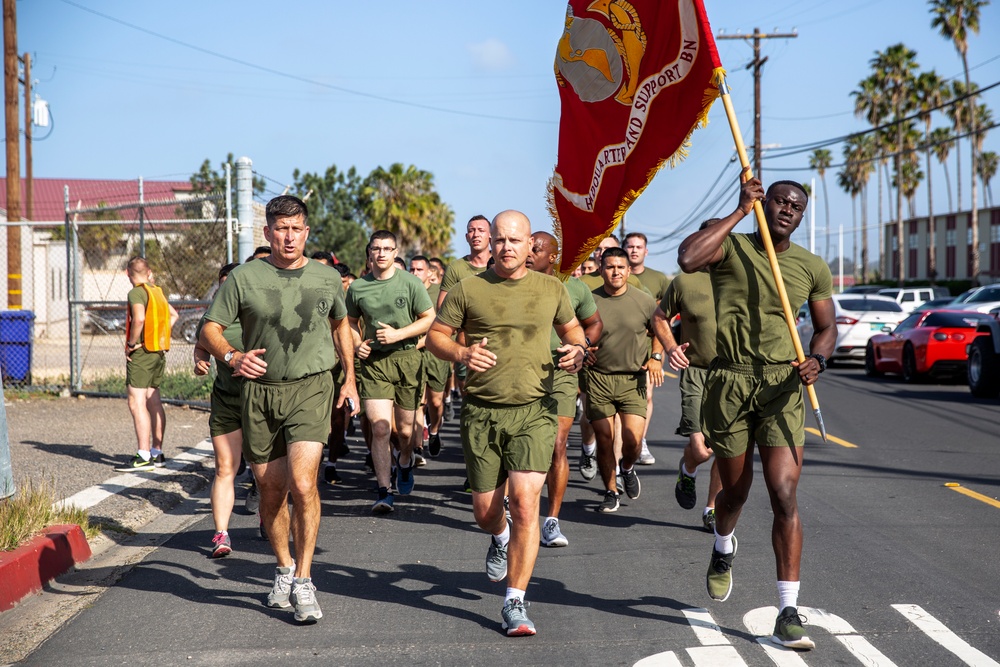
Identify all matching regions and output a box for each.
[466,38,516,71]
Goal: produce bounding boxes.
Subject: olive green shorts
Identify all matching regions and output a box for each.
[461,396,557,493]
[701,359,804,458]
[421,350,450,393]
[209,383,242,437]
[359,347,422,410]
[583,369,647,421]
[547,368,580,419]
[241,372,334,464]
[126,349,166,389]
[676,364,708,437]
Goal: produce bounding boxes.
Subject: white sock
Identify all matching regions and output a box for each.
[777,580,800,610]
[682,462,697,477]
[641,438,648,447]
[151,448,162,457]
[493,522,510,547]
[703,507,713,516]
[621,464,633,473]
[429,431,438,436]
[137,450,151,461]
[505,587,526,604]
[713,530,734,555]
[583,441,596,455]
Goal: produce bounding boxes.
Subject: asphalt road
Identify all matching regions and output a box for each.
[4,365,999,667]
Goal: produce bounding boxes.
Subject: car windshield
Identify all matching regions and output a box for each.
[967,287,1000,303]
[922,312,991,328]
[838,298,902,312]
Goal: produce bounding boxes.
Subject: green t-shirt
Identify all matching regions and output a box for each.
[591,285,658,373]
[711,233,833,365]
[660,270,716,369]
[204,258,347,382]
[550,276,597,360]
[436,269,575,404]
[197,314,244,396]
[126,284,147,309]
[440,257,489,293]
[426,282,442,308]
[632,267,671,302]
[579,271,652,296]
[346,270,433,353]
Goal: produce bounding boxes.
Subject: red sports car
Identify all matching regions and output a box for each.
[865,309,994,382]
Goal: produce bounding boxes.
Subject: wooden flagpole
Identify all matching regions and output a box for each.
[716,75,828,441]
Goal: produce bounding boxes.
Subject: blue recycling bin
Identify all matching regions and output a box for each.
[0,310,35,385]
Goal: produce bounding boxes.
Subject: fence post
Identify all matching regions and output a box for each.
[0,381,14,500]
[138,176,145,257]
[236,157,254,262]
[225,162,233,264]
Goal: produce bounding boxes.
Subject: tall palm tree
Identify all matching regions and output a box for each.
[944,80,977,210]
[362,163,455,258]
[809,149,833,261]
[979,151,998,206]
[853,74,890,279]
[929,126,955,212]
[913,70,951,283]
[931,0,987,283]
[843,134,876,283]
[837,166,861,282]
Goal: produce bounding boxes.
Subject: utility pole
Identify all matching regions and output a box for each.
[20,51,30,220]
[3,0,20,309]
[717,28,797,181]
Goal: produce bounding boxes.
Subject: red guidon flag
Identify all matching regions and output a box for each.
[548,0,724,275]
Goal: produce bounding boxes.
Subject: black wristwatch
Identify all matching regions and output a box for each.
[810,353,827,372]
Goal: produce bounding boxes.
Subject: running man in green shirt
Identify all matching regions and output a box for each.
[677,174,836,650]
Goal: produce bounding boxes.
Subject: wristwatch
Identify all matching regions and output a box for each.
[651,352,663,362]
[810,353,827,372]
[224,349,237,365]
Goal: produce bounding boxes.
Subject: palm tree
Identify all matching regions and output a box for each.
[979,151,998,206]
[931,0,988,283]
[809,149,834,261]
[853,74,890,279]
[843,134,876,283]
[929,126,955,212]
[944,80,977,210]
[913,70,951,283]
[837,166,861,282]
[362,163,455,258]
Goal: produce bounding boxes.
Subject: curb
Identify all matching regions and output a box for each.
[0,524,92,612]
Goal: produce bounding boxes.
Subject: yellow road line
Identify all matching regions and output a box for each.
[804,427,858,448]
[944,483,1000,509]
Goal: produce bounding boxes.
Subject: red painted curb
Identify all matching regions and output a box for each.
[0,524,92,612]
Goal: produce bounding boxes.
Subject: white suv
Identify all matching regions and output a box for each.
[877,287,950,313]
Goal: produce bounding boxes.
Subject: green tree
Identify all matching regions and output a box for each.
[929,126,955,211]
[978,150,998,206]
[931,0,988,282]
[362,163,455,259]
[912,70,951,282]
[292,165,369,272]
[853,74,891,278]
[809,148,833,261]
[843,134,877,282]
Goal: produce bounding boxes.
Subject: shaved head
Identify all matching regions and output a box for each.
[491,210,533,279]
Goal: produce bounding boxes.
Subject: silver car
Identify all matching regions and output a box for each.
[951,285,1000,314]
[797,294,907,364]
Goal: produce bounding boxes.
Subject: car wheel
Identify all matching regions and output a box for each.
[968,336,1000,398]
[177,317,199,345]
[902,345,920,383]
[864,342,882,378]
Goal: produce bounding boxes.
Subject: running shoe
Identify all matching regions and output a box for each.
[675,457,698,510]
[267,564,295,608]
[501,597,536,636]
[771,606,815,650]
[372,488,394,514]
[210,531,232,558]
[621,468,641,499]
[540,517,568,547]
[152,452,167,468]
[462,478,473,493]
[578,450,598,481]
[428,433,442,457]
[638,440,655,465]
[486,519,511,582]
[245,481,261,513]
[597,490,620,513]
[706,535,737,601]
[413,447,427,468]
[702,508,717,533]
[114,454,156,472]
[323,464,342,485]
[443,399,454,422]
[396,457,415,495]
[291,578,323,623]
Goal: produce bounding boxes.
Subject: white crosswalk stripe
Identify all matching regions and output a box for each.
[894,604,1000,667]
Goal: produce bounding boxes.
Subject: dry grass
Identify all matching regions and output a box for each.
[0,478,98,552]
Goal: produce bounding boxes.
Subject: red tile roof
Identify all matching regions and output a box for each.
[0,177,195,223]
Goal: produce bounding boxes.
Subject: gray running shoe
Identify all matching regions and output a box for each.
[638,440,655,465]
[540,517,568,547]
[578,450,598,481]
[266,564,295,608]
[291,577,323,623]
[501,597,536,636]
[771,606,815,649]
[597,490,620,513]
[675,456,697,510]
[152,452,167,468]
[621,468,641,499]
[702,509,716,533]
[486,518,511,582]
[706,535,737,601]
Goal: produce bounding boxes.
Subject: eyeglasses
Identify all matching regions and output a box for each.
[370,246,396,253]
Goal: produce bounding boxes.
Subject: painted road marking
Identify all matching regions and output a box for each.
[805,427,858,448]
[944,482,1000,509]
[894,604,1000,666]
[53,438,214,512]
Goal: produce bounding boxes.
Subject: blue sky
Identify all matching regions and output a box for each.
[18,0,1000,273]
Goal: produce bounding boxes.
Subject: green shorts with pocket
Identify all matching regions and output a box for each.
[209,382,242,437]
[583,369,647,421]
[359,347,422,410]
[547,368,580,419]
[126,349,166,389]
[461,395,557,493]
[421,350,451,393]
[241,372,334,464]
[701,359,804,458]
[676,364,708,437]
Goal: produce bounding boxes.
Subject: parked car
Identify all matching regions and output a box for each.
[83,303,205,343]
[876,286,950,313]
[865,309,994,382]
[968,306,1000,398]
[798,294,907,364]
[949,284,1000,314]
[913,296,956,313]
[842,285,885,295]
